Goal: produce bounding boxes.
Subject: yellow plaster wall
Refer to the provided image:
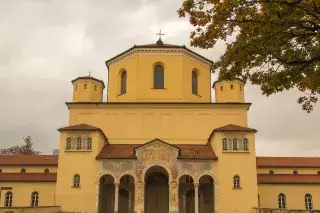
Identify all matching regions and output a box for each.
[73,79,104,102]
[55,131,106,212]
[0,166,57,173]
[258,184,320,210]
[0,182,56,207]
[210,132,258,213]
[107,53,211,102]
[258,167,320,175]
[68,103,249,144]
[214,80,245,103]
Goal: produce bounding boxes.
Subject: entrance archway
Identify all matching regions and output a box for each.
[119,174,135,213]
[199,175,214,213]
[179,175,195,213]
[144,166,169,213]
[99,174,115,213]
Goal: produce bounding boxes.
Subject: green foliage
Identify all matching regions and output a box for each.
[0,136,41,155]
[179,0,320,112]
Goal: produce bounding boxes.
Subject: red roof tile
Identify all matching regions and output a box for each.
[176,145,217,160]
[96,143,217,160]
[257,174,320,184]
[214,124,257,132]
[58,124,100,131]
[0,173,57,182]
[257,157,320,168]
[0,155,58,166]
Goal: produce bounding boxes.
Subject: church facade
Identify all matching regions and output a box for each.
[0,41,319,213]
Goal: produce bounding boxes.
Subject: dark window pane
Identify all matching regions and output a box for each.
[154,65,164,89]
[192,71,198,94]
[121,71,127,94]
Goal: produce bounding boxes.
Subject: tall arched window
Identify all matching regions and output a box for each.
[305,194,313,210]
[31,191,39,207]
[153,65,164,89]
[222,138,228,151]
[5,191,13,207]
[233,138,238,150]
[120,71,127,95]
[66,137,71,150]
[192,70,198,95]
[73,174,80,187]
[243,138,249,151]
[76,137,82,150]
[278,193,286,209]
[87,137,92,150]
[233,175,240,188]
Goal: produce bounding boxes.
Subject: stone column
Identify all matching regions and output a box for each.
[114,183,120,213]
[169,181,178,213]
[95,182,100,213]
[214,183,219,213]
[194,183,199,213]
[135,181,144,213]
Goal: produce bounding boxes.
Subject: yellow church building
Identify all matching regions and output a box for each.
[0,39,319,213]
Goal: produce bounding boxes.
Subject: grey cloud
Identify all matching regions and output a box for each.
[0,0,319,156]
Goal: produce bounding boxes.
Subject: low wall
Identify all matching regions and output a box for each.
[0,206,61,213]
[255,208,320,213]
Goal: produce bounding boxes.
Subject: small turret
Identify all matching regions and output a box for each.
[71,76,105,102]
[213,78,245,103]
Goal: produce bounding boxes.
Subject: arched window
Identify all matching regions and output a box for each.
[153,65,164,89]
[73,174,80,187]
[317,170,320,175]
[305,194,313,210]
[222,138,228,151]
[120,71,127,95]
[230,84,234,90]
[293,170,298,175]
[233,138,238,150]
[44,168,49,173]
[31,191,39,207]
[66,137,71,150]
[278,193,286,209]
[269,170,275,175]
[243,138,249,150]
[76,137,82,150]
[21,168,26,173]
[220,86,223,91]
[192,70,198,95]
[87,137,92,150]
[233,175,240,188]
[5,191,13,207]
[0,169,2,173]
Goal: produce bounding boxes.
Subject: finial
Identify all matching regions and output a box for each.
[88,69,92,76]
[155,30,165,45]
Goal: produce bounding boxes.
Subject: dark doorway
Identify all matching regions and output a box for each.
[99,174,115,213]
[119,175,135,213]
[145,166,169,213]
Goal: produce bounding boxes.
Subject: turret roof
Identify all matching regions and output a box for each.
[71,76,105,88]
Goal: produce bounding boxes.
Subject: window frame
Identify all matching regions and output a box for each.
[233,175,240,188]
[153,64,165,89]
[87,137,92,150]
[192,70,198,95]
[31,191,39,207]
[5,191,13,207]
[278,193,286,209]
[73,174,81,187]
[305,194,313,210]
[222,138,228,151]
[243,138,249,151]
[66,137,72,150]
[120,70,127,95]
[76,137,82,150]
[233,138,238,150]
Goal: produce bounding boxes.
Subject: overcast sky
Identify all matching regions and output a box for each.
[0,0,319,156]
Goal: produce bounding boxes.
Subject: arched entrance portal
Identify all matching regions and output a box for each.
[199,175,214,213]
[98,174,115,213]
[179,175,195,213]
[145,166,169,213]
[119,175,135,213]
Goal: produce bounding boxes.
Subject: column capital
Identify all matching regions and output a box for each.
[114,182,120,187]
[194,182,200,187]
